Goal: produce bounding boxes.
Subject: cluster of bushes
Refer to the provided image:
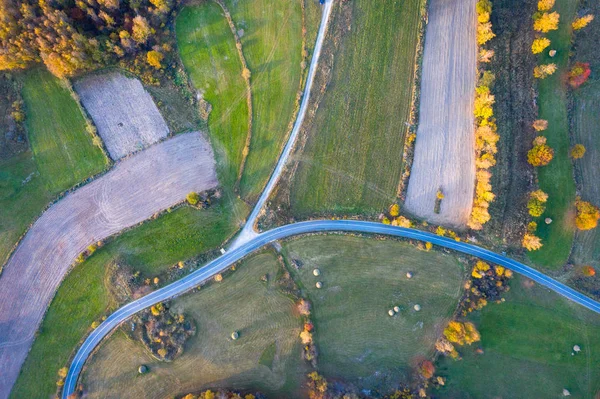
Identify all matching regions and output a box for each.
[133,302,195,361]
[460,260,513,315]
[75,241,103,263]
[179,390,259,399]
[297,299,318,367]
[435,320,480,361]
[186,189,220,209]
[469,0,498,230]
[305,371,420,399]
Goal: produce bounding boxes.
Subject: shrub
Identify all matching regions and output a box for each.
[572,15,594,30]
[537,0,555,11]
[389,203,400,217]
[568,62,591,88]
[532,37,551,54]
[571,144,586,159]
[528,141,554,166]
[532,119,549,131]
[186,192,200,205]
[533,63,557,79]
[214,273,223,282]
[581,265,596,277]
[242,68,251,80]
[522,233,543,251]
[394,216,412,228]
[575,199,600,230]
[533,12,560,33]
[419,360,436,379]
[479,49,495,63]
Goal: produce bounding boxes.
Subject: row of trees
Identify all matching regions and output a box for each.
[469,0,498,230]
[0,0,176,77]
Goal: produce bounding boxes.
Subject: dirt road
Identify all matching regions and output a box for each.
[0,132,217,399]
[404,0,477,228]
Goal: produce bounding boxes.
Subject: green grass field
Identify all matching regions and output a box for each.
[289,0,424,217]
[437,275,600,398]
[0,69,107,265]
[528,0,578,268]
[225,0,304,201]
[81,250,307,399]
[283,235,464,391]
[10,202,246,399]
[176,3,249,189]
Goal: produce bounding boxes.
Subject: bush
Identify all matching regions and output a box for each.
[531,37,551,54]
[571,144,586,159]
[186,192,200,205]
[568,62,591,88]
[575,199,600,230]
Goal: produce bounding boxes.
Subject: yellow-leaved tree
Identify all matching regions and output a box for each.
[572,15,594,30]
[532,37,551,54]
[534,12,560,32]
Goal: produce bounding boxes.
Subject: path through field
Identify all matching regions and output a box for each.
[0,132,217,399]
[404,0,477,228]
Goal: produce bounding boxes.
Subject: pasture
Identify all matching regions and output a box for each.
[437,276,600,398]
[80,250,306,399]
[283,234,464,391]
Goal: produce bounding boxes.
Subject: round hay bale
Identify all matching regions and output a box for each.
[573,345,581,352]
[563,388,570,396]
[388,310,395,317]
[393,306,400,313]
[414,304,421,312]
[406,272,413,279]
[138,365,148,374]
[549,49,557,57]
[315,282,323,289]
[231,331,239,340]
[313,269,321,276]
[545,217,553,224]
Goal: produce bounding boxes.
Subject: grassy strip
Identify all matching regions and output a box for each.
[0,68,107,265]
[80,250,306,399]
[10,203,243,399]
[282,234,463,392]
[528,0,578,268]
[176,3,249,189]
[289,0,425,217]
[226,0,304,201]
[437,275,600,398]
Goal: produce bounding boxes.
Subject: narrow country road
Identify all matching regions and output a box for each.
[62,219,600,397]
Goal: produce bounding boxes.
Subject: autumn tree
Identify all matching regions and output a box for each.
[479,49,495,63]
[527,189,549,217]
[571,144,586,159]
[575,199,600,230]
[186,192,200,205]
[537,0,555,11]
[532,37,551,54]
[581,265,596,277]
[419,360,435,379]
[443,321,481,345]
[532,119,549,131]
[568,62,591,88]
[389,203,400,217]
[132,15,151,44]
[522,233,543,251]
[528,137,554,166]
[572,14,594,30]
[477,22,495,45]
[534,63,557,79]
[533,12,560,33]
[147,50,164,69]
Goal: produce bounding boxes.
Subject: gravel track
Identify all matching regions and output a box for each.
[0,132,217,399]
[74,72,170,160]
[404,0,477,228]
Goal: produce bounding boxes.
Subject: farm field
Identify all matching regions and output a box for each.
[73,72,169,160]
[81,250,307,399]
[436,275,600,398]
[404,0,476,228]
[176,2,249,189]
[225,0,303,201]
[288,0,425,217]
[11,201,246,399]
[0,68,107,265]
[528,0,578,268]
[283,235,464,391]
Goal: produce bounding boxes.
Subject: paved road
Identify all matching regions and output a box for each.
[232,0,334,247]
[63,219,600,397]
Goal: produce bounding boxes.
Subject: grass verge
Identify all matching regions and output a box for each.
[528,0,578,268]
[0,68,107,265]
[436,275,600,398]
[289,0,425,217]
[283,234,464,391]
[10,202,245,399]
[80,250,307,399]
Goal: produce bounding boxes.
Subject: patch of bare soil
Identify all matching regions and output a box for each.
[0,132,217,398]
[404,0,477,228]
[74,72,169,160]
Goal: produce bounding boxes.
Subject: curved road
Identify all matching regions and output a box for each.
[63,219,600,397]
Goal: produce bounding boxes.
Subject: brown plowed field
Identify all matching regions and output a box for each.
[74,72,170,160]
[404,0,477,228]
[0,132,217,398]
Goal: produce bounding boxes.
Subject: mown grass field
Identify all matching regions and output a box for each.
[289,0,425,217]
[11,202,246,399]
[437,275,600,398]
[283,235,464,391]
[81,250,307,399]
[225,0,303,201]
[176,3,249,189]
[0,68,107,265]
[528,0,578,268]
